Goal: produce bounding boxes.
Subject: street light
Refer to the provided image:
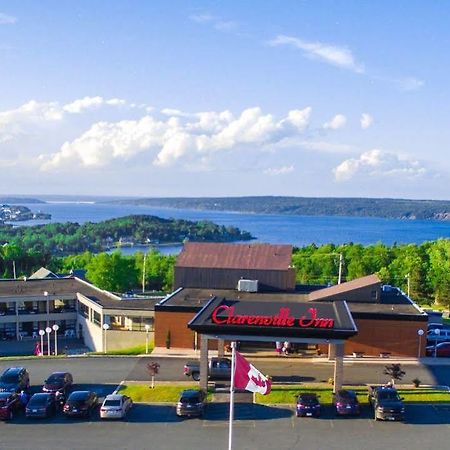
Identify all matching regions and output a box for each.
[417,329,424,359]
[45,327,52,356]
[145,324,151,354]
[38,329,45,356]
[434,329,441,357]
[102,323,110,354]
[52,324,60,356]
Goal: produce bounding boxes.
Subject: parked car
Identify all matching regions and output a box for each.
[0,367,30,393]
[368,385,405,421]
[296,393,321,417]
[184,358,232,381]
[426,342,450,357]
[176,389,206,417]
[0,392,22,420]
[334,389,361,416]
[100,394,133,420]
[25,393,57,419]
[427,323,445,331]
[63,391,98,418]
[426,328,450,345]
[43,372,73,394]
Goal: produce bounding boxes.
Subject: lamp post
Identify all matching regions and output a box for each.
[52,324,60,356]
[417,329,424,359]
[45,327,52,356]
[145,324,151,354]
[434,329,441,357]
[102,323,110,354]
[38,329,45,356]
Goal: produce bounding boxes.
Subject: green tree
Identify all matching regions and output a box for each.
[86,252,139,292]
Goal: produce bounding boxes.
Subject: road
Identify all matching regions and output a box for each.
[1,403,450,450]
[1,356,450,388]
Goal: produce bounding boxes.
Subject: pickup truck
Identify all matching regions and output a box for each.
[368,385,405,421]
[183,357,232,381]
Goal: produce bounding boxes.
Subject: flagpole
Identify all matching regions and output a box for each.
[228,341,236,450]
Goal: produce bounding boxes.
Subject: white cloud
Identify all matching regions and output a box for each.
[360,113,373,129]
[189,12,239,34]
[398,77,424,92]
[333,149,426,182]
[189,13,215,23]
[296,140,354,153]
[0,13,16,24]
[323,114,347,130]
[63,96,126,113]
[263,165,294,176]
[214,21,237,32]
[40,106,313,171]
[269,35,364,73]
[0,100,63,139]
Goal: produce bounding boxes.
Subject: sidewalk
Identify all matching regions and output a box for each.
[151,346,450,365]
[0,337,89,357]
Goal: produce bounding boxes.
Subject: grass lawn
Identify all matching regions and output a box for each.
[89,343,153,356]
[118,384,211,402]
[255,386,450,405]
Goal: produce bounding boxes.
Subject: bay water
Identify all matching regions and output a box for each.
[11,201,450,255]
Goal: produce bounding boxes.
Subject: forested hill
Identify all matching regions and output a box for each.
[0,215,254,255]
[107,196,450,220]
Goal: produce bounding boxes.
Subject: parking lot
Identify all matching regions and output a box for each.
[1,402,450,450]
[1,357,450,449]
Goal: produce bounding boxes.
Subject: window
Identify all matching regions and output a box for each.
[92,310,101,326]
[78,303,89,319]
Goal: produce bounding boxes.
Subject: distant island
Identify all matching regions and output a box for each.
[0,204,51,223]
[106,196,450,221]
[0,215,254,255]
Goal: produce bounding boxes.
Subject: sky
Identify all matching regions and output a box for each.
[0,1,449,200]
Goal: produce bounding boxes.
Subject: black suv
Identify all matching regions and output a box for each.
[176,389,206,417]
[0,367,30,393]
[63,391,98,418]
[43,372,73,394]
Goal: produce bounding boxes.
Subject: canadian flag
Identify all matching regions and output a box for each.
[233,351,272,395]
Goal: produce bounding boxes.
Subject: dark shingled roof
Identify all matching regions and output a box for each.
[158,283,426,319]
[175,242,293,271]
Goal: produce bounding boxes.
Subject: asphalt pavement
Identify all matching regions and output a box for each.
[1,356,450,388]
[1,402,450,450]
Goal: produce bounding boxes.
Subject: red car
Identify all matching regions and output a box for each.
[426,342,450,357]
[0,392,22,420]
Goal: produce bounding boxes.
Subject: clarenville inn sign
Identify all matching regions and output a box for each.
[211,305,335,329]
[188,297,357,392]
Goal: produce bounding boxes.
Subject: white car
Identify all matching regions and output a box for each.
[100,394,133,420]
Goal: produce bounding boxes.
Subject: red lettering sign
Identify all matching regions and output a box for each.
[210,305,334,328]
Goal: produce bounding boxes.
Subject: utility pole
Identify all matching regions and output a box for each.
[142,253,147,294]
[406,273,410,297]
[12,260,16,279]
[338,253,344,284]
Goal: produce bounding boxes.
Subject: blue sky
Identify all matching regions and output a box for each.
[0,1,449,199]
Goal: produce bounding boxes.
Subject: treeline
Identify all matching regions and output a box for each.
[0,215,253,255]
[107,196,450,220]
[292,240,450,307]
[1,239,449,307]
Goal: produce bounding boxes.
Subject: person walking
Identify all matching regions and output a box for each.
[20,390,29,407]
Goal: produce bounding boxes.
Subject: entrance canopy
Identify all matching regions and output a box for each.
[188,296,357,343]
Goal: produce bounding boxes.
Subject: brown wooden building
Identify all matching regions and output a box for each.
[174,242,296,291]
